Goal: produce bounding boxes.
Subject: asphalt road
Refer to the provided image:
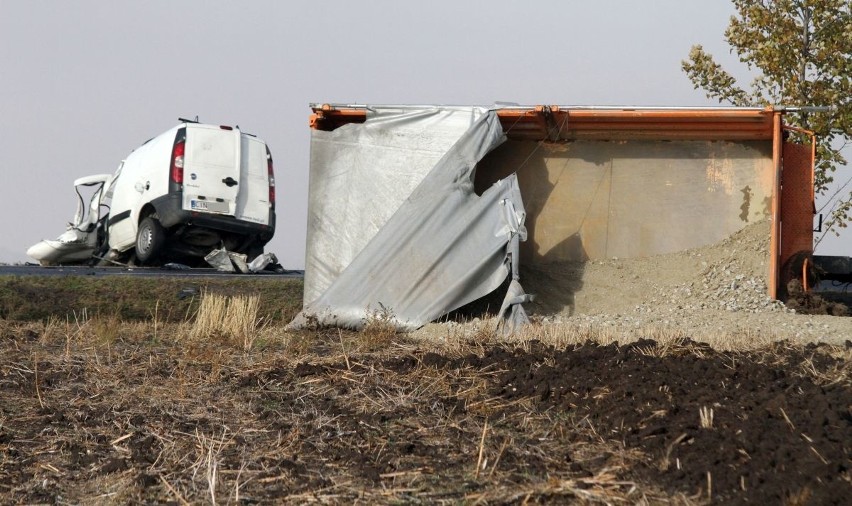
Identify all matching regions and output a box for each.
[0,264,304,279]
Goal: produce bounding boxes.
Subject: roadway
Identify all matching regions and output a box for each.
[0,264,304,279]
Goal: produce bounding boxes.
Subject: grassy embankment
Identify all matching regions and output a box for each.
[0,275,303,324]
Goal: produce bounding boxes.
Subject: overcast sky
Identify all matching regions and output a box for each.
[1,1,849,267]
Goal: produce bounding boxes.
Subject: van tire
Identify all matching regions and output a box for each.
[136,216,166,264]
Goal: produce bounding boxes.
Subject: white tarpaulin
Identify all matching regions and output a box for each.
[291,106,530,331]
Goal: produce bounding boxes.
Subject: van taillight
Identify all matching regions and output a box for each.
[267,149,275,208]
[171,140,185,184]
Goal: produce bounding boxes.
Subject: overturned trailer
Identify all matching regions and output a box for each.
[293,104,816,330]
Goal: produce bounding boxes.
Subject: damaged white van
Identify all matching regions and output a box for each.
[28,120,276,265]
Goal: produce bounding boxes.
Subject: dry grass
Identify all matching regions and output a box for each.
[1,308,849,504]
[699,406,714,429]
[0,316,692,505]
[358,304,400,351]
[191,293,270,350]
[414,317,787,355]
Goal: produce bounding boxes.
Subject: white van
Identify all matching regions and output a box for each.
[28,120,276,265]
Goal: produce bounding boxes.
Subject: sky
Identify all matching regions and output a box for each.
[1,1,849,267]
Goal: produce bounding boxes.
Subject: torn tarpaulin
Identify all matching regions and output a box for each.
[289,106,532,332]
[496,197,535,336]
[301,105,499,305]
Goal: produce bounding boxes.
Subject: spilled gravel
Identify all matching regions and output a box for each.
[521,221,851,345]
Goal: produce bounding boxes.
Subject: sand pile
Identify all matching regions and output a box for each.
[415,221,852,345]
[419,221,852,345]
[522,220,783,317]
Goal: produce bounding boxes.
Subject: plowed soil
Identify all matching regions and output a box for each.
[1,322,850,504]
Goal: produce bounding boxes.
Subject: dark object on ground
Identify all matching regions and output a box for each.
[787,279,850,316]
[161,263,191,270]
[813,255,852,284]
[177,287,198,300]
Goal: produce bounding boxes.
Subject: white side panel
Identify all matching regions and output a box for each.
[235,136,270,225]
[108,127,177,251]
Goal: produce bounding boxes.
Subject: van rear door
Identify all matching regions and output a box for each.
[234,135,271,225]
[182,125,241,216]
[181,124,271,225]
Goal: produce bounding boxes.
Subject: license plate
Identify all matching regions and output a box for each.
[190,199,229,213]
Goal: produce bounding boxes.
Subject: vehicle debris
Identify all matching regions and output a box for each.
[205,248,279,274]
[26,174,113,266]
[28,119,276,267]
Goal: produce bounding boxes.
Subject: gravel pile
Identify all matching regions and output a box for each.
[417,221,852,346]
[645,252,788,314]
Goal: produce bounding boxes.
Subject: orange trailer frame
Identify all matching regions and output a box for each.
[309,105,815,299]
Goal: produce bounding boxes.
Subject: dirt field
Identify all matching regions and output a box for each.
[1,315,850,504]
[2,222,851,504]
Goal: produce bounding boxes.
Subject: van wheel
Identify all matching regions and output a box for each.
[136,216,166,264]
